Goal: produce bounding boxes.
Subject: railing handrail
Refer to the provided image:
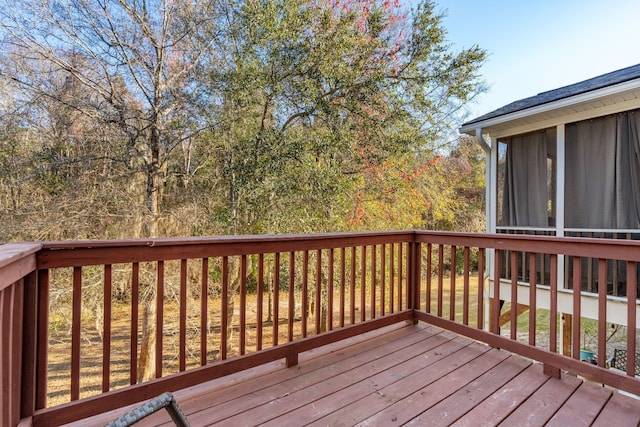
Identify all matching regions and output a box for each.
[36,231,415,269]
[0,242,41,291]
[415,231,640,262]
[26,230,640,269]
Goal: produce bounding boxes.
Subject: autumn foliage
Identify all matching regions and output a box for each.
[0,0,486,242]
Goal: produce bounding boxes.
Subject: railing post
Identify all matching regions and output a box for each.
[407,235,421,318]
[413,242,421,311]
[20,271,38,420]
[36,268,49,411]
[0,243,40,426]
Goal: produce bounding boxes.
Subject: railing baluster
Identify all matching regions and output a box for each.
[397,243,403,312]
[549,254,558,354]
[339,247,346,327]
[477,248,484,330]
[426,243,432,313]
[597,258,607,366]
[71,267,82,401]
[492,250,501,334]
[380,244,385,316]
[103,264,112,391]
[510,251,517,340]
[529,253,537,347]
[450,246,457,321]
[371,245,376,319]
[587,234,594,292]
[406,242,412,310]
[350,247,356,325]
[179,260,187,371]
[389,244,395,314]
[156,261,165,377]
[315,250,321,333]
[626,261,637,376]
[240,255,247,355]
[302,251,309,336]
[463,247,470,326]
[612,233,618,297]
[571,256,581,358]
[130,263,140,382]
[257,254,264,350]
[200,258,207,366]
[274,252,280,345]
[437,245,444,317]
[328,248,334,330]
[288,252,295,342]
[360,246,366,322]
[221,257,228,360]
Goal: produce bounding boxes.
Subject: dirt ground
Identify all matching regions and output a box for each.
[45,274,631,407]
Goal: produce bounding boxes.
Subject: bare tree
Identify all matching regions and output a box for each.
[0,0,222,237]
[0,0,224,380]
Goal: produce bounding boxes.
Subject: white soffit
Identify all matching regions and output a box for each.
[460,79,640,138]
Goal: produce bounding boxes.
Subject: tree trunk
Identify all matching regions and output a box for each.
[224,256,252,357]
[225,257,240,357]
[137,155,164,380]
[138,302,156,382]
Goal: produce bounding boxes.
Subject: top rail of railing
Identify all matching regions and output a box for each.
[35,231,414,268]
[0,242,41,290]
[14,230,640,268]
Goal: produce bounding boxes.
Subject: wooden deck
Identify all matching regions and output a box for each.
[67,322,640,427]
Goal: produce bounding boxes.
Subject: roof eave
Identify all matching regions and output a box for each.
[459,78,640,136]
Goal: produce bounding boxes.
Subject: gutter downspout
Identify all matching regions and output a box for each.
[474,128,493,331]
[474,128,492,234]
[475,127,491,154]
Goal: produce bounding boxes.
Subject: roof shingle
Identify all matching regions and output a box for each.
[462,63,640,127]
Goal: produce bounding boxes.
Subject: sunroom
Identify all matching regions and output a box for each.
[460,63,640,344]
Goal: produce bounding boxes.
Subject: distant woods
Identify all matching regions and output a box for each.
[0,0,487,242]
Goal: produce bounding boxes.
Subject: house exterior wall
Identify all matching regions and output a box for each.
[469,86,640,327]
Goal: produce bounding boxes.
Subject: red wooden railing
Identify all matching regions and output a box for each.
[413,232,639,393]
[1,231,639,426]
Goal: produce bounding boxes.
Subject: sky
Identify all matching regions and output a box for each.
[425,0,640,122]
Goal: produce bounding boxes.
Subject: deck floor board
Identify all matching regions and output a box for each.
[402,355,532,426]
[172,324,443,426]
[450,363,550,426]
[493,365,584,426]
[69,322,640,427]
[546,381,613,426]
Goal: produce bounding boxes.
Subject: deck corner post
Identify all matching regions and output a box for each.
[407,239,421,311]
[20,270,39,419]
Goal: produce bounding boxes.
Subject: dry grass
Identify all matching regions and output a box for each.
[46,272,627,408]
[46,288,368,407]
